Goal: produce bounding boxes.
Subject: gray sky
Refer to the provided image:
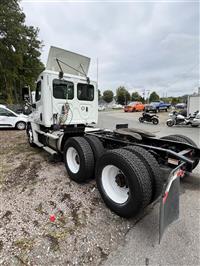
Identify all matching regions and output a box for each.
[21,0,199,97]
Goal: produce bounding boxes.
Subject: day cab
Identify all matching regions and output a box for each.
[124,101,145,112]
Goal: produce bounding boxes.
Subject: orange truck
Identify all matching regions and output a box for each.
[124,101,145,112]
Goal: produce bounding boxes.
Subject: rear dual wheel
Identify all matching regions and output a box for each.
[64,137,162,218]
[123,146,163,202]
[96,149,152,218]
[64,137,95,183]
[64,136,104,183]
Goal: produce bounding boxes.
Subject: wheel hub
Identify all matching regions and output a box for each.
[115,173,127,187]
[101,165,129,204]
[75,154,80,165]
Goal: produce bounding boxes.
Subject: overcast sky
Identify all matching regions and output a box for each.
[21,0,199,97]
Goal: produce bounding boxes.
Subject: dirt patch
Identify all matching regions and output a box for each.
[0,129,138,266]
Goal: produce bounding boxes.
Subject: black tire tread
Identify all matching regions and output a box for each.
[124,146,163,201]
[96,149,152,217]
[84,135,105,162]
[64,137,94,182]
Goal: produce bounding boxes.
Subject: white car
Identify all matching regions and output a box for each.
[112,104,123,109]
[0,105,27,130]
[98,105,106,111]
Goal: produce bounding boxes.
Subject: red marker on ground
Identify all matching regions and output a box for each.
[50,214,56,222]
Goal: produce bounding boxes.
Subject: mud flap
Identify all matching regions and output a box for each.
[159,164,185,243]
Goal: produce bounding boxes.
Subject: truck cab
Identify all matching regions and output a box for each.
[26,46,98,150]
[31,70,98,128]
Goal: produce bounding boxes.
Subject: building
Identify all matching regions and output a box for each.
[187,88,200,115]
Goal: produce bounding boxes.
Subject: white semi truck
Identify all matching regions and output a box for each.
[23,47,200,241]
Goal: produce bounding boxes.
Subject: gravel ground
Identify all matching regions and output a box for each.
[0,128,147,266]
[0,110,199,265]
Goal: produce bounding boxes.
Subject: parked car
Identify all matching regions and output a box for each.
[0,104,27,130]
[98,105,106,111]
[124,101,145,112]
[145,101,171,113]
[175,103,187,110]
[112,104,123,109]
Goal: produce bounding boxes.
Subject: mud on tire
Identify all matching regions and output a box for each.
[96,149,152,218]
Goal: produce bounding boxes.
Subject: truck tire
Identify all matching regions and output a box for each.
[16,121,26,130]
[160,135,199,170]
[84,135,104,162]
[64,137,94,183]
[123,146,163,201]
[96,149,152,218]
[26,124,36,147]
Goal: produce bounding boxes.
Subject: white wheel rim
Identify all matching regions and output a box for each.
[101,165,129,204]
[66,147,80,173]
[18,122,25,130]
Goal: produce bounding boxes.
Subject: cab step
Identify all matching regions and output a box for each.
[35,129,59,140]
[42,146,57,155]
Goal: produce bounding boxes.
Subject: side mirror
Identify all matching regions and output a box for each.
[32,103,36,109]
[22,86,31,101]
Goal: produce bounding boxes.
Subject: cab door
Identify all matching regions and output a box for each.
[32,80,42,124]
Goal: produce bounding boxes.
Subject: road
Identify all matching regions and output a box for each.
[97,110,200,266]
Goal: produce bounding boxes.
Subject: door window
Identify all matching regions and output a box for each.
[35,81,41,102]
[77,83,94,101]
[0,108,16,117]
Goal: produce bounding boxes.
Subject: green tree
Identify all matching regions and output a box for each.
[0,0,44,104]
[149,91,160,103]
[171,97,181,105]
[116,86,130,105]
[131,91,142,101]
[103,90,114,103]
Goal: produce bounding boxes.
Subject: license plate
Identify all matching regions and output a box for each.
[168,158,179,165]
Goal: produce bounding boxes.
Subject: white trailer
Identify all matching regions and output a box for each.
[23,47,200,241]
[187,91,200,115]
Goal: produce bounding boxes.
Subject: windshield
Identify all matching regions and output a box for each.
[151,102,159,105]
[128,102,137,106]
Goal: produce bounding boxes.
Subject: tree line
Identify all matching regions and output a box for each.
[99,87,160,105]
[0,0,44,104]
[99,88,188,106]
